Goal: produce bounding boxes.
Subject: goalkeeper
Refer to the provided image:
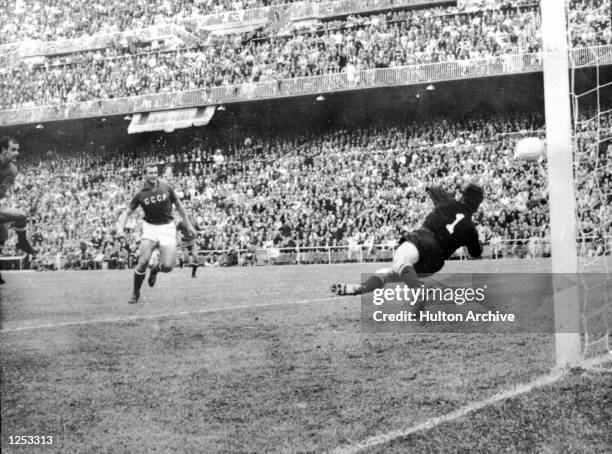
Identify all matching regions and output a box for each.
[331,184,484,296]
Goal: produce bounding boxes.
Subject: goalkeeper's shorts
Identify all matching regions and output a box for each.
[399,228,445,274]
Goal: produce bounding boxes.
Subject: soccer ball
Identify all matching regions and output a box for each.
[244,137,252,146]
[514,137,545,161]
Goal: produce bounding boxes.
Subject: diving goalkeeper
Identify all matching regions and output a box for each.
[331,184,484,296]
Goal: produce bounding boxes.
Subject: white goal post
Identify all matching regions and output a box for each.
[540,0,582,367]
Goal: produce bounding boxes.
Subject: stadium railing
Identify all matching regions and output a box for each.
[571,44,612,66]
[199,236,611,266]
[6,237,609,271]
[248,245,396,265]
[0,51,547,125]
[0,255,27,270]
[0,46,609,126]
[496,129,546,141]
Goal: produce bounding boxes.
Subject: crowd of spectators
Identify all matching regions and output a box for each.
[0,0,541,45]
[1,1,610,110]
[2,111,609,270]
[569,0,612,47]
[1,4,544,109]
[0,0,280,45]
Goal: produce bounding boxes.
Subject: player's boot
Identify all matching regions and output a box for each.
[128,291,140,304]
[148,265,159,287]
[331,283,364,296]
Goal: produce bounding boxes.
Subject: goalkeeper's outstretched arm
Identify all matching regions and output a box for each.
[426,186,454,206]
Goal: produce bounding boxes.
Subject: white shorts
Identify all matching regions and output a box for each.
[141,221,176,247]
[392,241,420,274]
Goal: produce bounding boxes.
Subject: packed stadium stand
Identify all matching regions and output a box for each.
[1,107,609,270]
[1,0,545,44]
[2,3,546,108]
[0,0,610,270]
[1,1,610,110]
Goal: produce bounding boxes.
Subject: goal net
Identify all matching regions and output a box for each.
[543,0,611,369]
[568,0,611,367]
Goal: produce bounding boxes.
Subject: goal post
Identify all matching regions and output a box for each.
[540,0,582,367]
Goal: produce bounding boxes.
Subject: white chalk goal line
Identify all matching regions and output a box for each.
[0,295,347,333]
[331,354,611,454]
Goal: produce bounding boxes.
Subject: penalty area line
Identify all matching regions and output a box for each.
[331,369,567,454]
[0,296,354,333]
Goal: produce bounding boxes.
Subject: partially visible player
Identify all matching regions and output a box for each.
[331,184,484,299]
[117,163,196,304]
[0,136,36,284]
[177,213,200,278]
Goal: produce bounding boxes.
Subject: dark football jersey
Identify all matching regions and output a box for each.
[129,180,177,225]
[420,186,482,260]
[0,162,17,199]
[177,217,197,241]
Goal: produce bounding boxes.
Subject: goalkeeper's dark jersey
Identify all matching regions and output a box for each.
[401,186,482,274]
[421,186,482,260]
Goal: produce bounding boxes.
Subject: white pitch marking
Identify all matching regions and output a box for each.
[0,296,353,333]
[331,370,568,454]
[332,354,612,454]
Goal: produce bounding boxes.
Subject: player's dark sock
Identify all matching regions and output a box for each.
[362,274,385,293]
[15,227,27,243]
[360,267,399,293]
[397,264,420,288]
[0,273,5,285]
[191,264,198,278]
[398,264,425,314]
[148,264,161,287]
[15,228,35,255]
[134,269,146,294]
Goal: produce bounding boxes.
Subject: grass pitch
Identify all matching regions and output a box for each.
[1,260,609,453]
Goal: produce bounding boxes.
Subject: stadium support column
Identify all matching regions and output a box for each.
[541,0,581,368]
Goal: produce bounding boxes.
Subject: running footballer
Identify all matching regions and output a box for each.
[177,214,200,278]
[0,136,36,284]
[117,163,196,304]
